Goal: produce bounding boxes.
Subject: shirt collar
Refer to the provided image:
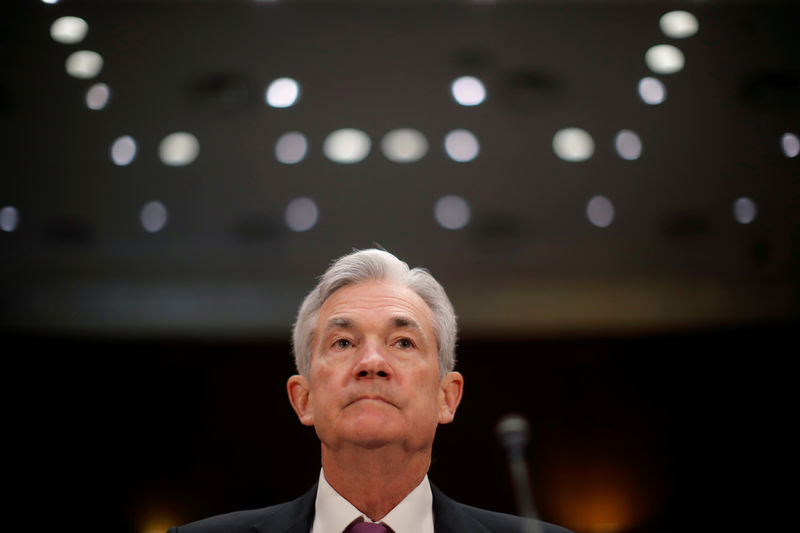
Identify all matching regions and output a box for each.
[312,468,434,533]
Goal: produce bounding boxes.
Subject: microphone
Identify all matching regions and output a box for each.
[496,413,543,533]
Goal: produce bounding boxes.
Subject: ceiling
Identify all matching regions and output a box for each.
[1,1,798,338]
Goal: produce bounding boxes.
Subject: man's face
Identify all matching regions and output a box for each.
[287,280,462,454]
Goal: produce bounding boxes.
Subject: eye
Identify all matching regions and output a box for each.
[394,337,415,349]
[333,338,352,350]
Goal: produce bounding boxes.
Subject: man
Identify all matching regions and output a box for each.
[169,249,571,533]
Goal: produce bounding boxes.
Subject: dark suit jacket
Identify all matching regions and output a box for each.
[168,483,573,533]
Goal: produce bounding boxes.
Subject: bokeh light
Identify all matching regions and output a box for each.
[444,129,479,162]
[111,135,137,166]
[659,11,699,39]
[434,195,471,230]
[140,201,168,233]
[0,206,20,232]
[733,197,757,224]
[285,197,319,232]
[275,132,308,164]
[323,129,371,164]
[265,77,300,108]
[781,133,799,158]
[638,77,666,105]
[451,76,487,106]
[50,16,89,44]
[381,129,428,163]
[158,132,200,166]
[65,50,103,79]
[645,44,685,74]
[86,83,110,110]
[553,128,594,162]
[614,130,643,160]
[586,195,614,227]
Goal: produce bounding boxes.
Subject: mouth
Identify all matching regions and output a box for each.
[347,395,396,408]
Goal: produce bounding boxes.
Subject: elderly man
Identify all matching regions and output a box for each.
[170,249,571,533]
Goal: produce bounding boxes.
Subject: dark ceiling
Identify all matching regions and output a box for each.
[1,1,798,338]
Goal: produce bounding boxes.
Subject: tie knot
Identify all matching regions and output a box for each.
[346,520,390,533]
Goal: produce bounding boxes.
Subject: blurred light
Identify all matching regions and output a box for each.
[275,132,308,164]
[86,83,110,110]
[444,129,480,162]
[782,132,799,158]
[111,135,137,166]
[451,76,486,106]
[323,128,371,163]
[65,50,103,79]
[586,195,614,227]
[553,128,594,162]
[381,128,428,163]
[733,197,757,224]
[434,195,471,230]
[265,77,300,108]
[638,77,666,105]
[614,130,642,160]
[659,11,699,39]
[159,132,200,166]
[285,197,318,232]
[1,206,19,232]
[645,45,684,74]
[140,201,168,233]
[141,520,175,533]
[42,0,59,4]
[50,16,88,44]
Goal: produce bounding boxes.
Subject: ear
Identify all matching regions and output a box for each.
[287,374,314,426]
[437,371,464,424]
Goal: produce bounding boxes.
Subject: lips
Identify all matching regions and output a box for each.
[347,395,396,408]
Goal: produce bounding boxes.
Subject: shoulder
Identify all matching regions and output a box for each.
[167,505,284,533]
[455,502,574,533]
[167,486,317,533]
[431,483,573,533]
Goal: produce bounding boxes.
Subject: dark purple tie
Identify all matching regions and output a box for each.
[345,520,390,533]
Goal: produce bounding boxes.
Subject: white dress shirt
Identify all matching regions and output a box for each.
[310,468,435,533]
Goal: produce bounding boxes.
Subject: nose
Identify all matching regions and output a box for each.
[353,342,391,379]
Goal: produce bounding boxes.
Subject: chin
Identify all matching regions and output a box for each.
[345,420,403,448]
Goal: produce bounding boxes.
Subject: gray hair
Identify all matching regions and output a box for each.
[292,249,457,377]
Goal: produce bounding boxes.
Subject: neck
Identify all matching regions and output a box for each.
[320,444,431,521]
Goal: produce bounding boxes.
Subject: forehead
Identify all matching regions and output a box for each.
[315,280,435,333]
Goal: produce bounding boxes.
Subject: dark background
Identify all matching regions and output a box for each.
[7,325,797,533]
[2,1,799,533]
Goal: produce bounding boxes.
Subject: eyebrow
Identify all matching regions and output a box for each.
[322,315,424,335]
[391,315,424,334]
[324,317,352,333]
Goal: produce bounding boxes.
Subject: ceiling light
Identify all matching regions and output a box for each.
[434,195,471,230]
[553,128,594,162]
[159,132,200,166]
[265,77,300,108]
[659,11,699,39]
[50,16,88,44]
[444,129,479,162]
[65,50,103,79]
[451,76,486,106]
[381,129,428,163]
[323,129,371,164]
[275,132,308,164]
[645,45,685,74]
[638,77,666,105]
[586,195,614,227]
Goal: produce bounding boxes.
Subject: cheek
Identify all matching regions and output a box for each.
[308,368,340,413]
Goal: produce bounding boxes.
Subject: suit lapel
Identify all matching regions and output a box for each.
[251,484,317,533]
[431,483,491,533]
